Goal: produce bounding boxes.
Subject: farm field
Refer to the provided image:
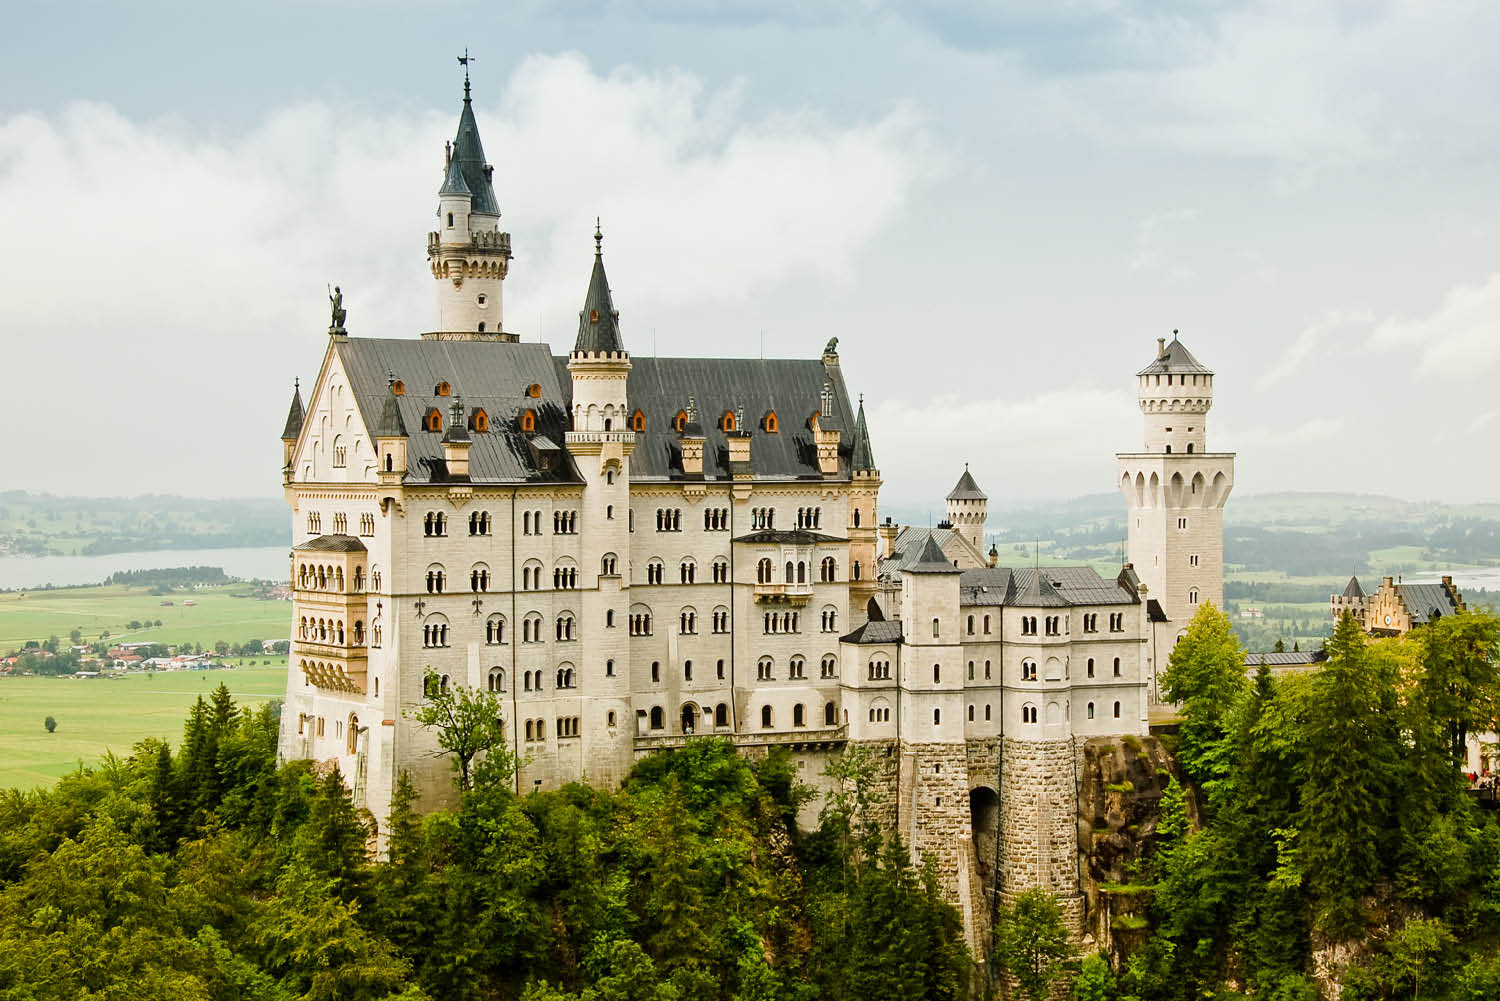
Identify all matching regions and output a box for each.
[0,582,290,651]
[0,666,287,789]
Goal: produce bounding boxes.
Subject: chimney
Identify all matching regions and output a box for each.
[1157,337,1167,359]
[878,519,899,558]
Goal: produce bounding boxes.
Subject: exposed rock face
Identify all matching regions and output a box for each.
[1075,735,1194,957]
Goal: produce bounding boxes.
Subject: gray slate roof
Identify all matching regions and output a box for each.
[591,355,854,481]
[880,526,983,577]
[1244,650,1324,668]
[957,566,1137,607]
[840,619,904,645]
[339,338,579,485]
[1342,575,1365,598]
[947,466,985,500]
[281,383,305,440]
[294,534,367,553]
[451,91,500,216]
[1138,334,1213,376]
[1396,583,1461,625]
[336,337,858,485]
[911,533,961,573]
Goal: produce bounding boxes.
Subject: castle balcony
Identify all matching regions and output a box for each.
[292,648,367,696]
[634,725,847,753]
[293,638,368,663]
[564,431,637,446]
[427,230,512,256]
[753,581,814,606]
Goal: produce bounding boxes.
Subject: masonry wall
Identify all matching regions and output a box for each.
[999,736,1085,932]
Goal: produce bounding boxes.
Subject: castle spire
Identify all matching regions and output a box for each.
[449,67,499,216]
[851,394,876,471]
[281,379,305,441]
[573,221,625,355]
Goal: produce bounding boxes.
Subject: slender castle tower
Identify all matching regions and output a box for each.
[1117,333,1235,653]
[427,68,514,340]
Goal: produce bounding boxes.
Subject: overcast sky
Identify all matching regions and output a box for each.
[3,1,1498,515]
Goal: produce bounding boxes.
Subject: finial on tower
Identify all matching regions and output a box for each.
[595,217,603,256]
[458,49,475,101]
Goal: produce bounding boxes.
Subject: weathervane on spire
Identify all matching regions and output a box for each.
[458,49,476,99]
[595,216,603,255]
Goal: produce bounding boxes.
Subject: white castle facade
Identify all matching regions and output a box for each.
[276,78,1233,948]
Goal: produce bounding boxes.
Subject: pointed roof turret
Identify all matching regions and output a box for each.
[281,380,305,441]
[450,78,500,215]
[1342,575,1365,599]
[439,152,471,197]
[947,464,985,500]
[851,395,876,471]
[573,220,625,355]
[911,533,961,573]
[375,375,407,438]
[681,395,704,437]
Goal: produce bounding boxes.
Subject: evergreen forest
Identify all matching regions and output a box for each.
[4,608,1500,999]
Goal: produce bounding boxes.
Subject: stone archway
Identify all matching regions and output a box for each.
[969,786,1000,886]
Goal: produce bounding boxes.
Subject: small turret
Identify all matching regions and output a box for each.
[1136,330,1214,454]
[678,395,705,478]
[373,375,408,483]
[945,464,987,554]
[281,379,305,472]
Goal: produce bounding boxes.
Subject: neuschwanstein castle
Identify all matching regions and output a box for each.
[276,72,1235,949]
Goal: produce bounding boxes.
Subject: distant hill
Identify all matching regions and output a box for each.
[0,492,287,557]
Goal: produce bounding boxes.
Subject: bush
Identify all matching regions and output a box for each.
[44,715,57,733]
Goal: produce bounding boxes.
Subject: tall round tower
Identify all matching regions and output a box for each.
[1117,333,1235,655]
[425,70,514,340]
[945,465,987,555]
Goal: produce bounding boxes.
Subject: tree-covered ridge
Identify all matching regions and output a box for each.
[0,687,968,1001]
[1134,604,1500,1000]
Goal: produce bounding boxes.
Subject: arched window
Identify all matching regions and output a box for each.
[1087,702,1096,719]
[391,380,404,395]
[650,706,664,730]
[527,383,542,399]
[720,410,736,432]
[425,408,443,432]
[435,381,451,396]
[488,667,505,692]
[631,409,646,431]
[715,703,729,727]
[521,409,537,433]
[932,617,940,638]
[674,410,688,432]
[933,708,941,725]
[1087,657,1095,678]
[1113,701,1122,719]
[1113,657,1122,677]
[824,701,836,725]
[793,704,806,727]
[760,705,773,729]
[763,411,778,432]
[1022,703,1038,724]
[472,408,489,432]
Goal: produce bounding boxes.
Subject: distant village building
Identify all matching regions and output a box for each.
[1330,574,1464,636]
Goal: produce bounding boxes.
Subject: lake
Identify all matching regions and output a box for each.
[0,545,290,591]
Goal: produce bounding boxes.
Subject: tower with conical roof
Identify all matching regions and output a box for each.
[426,67,514,340]
[564,221,636,786]
[1117,332,1235,683]
[848,396,882,620]
[945,464,987,554]
[281,380,305,479]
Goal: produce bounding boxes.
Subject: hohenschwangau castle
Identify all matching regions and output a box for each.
[277,77,1235,949]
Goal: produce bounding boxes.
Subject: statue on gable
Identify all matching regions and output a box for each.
[328,285,348,334]
[824,336,838,356]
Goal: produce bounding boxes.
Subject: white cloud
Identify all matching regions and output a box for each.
[1369,272,1500,378]
[1257,307,1371,390]
[868,386,1133,509]
[0,53,935,496]
[1128,207,1197,277]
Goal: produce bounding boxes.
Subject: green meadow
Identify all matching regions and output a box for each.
[0,582,290,651]
[0,666,287,789]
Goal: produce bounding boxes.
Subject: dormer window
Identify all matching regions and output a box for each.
[392,380,405,396]
[674,410,688,433]
[763,411,778,432]
[631,409,646,432]
[720,411,736,432]
[589,309,600,324]
[435,381,451,397]
[425,408,443,432]
[471,409,489,432]
[521,409,536,433]
[527,383,542,399]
